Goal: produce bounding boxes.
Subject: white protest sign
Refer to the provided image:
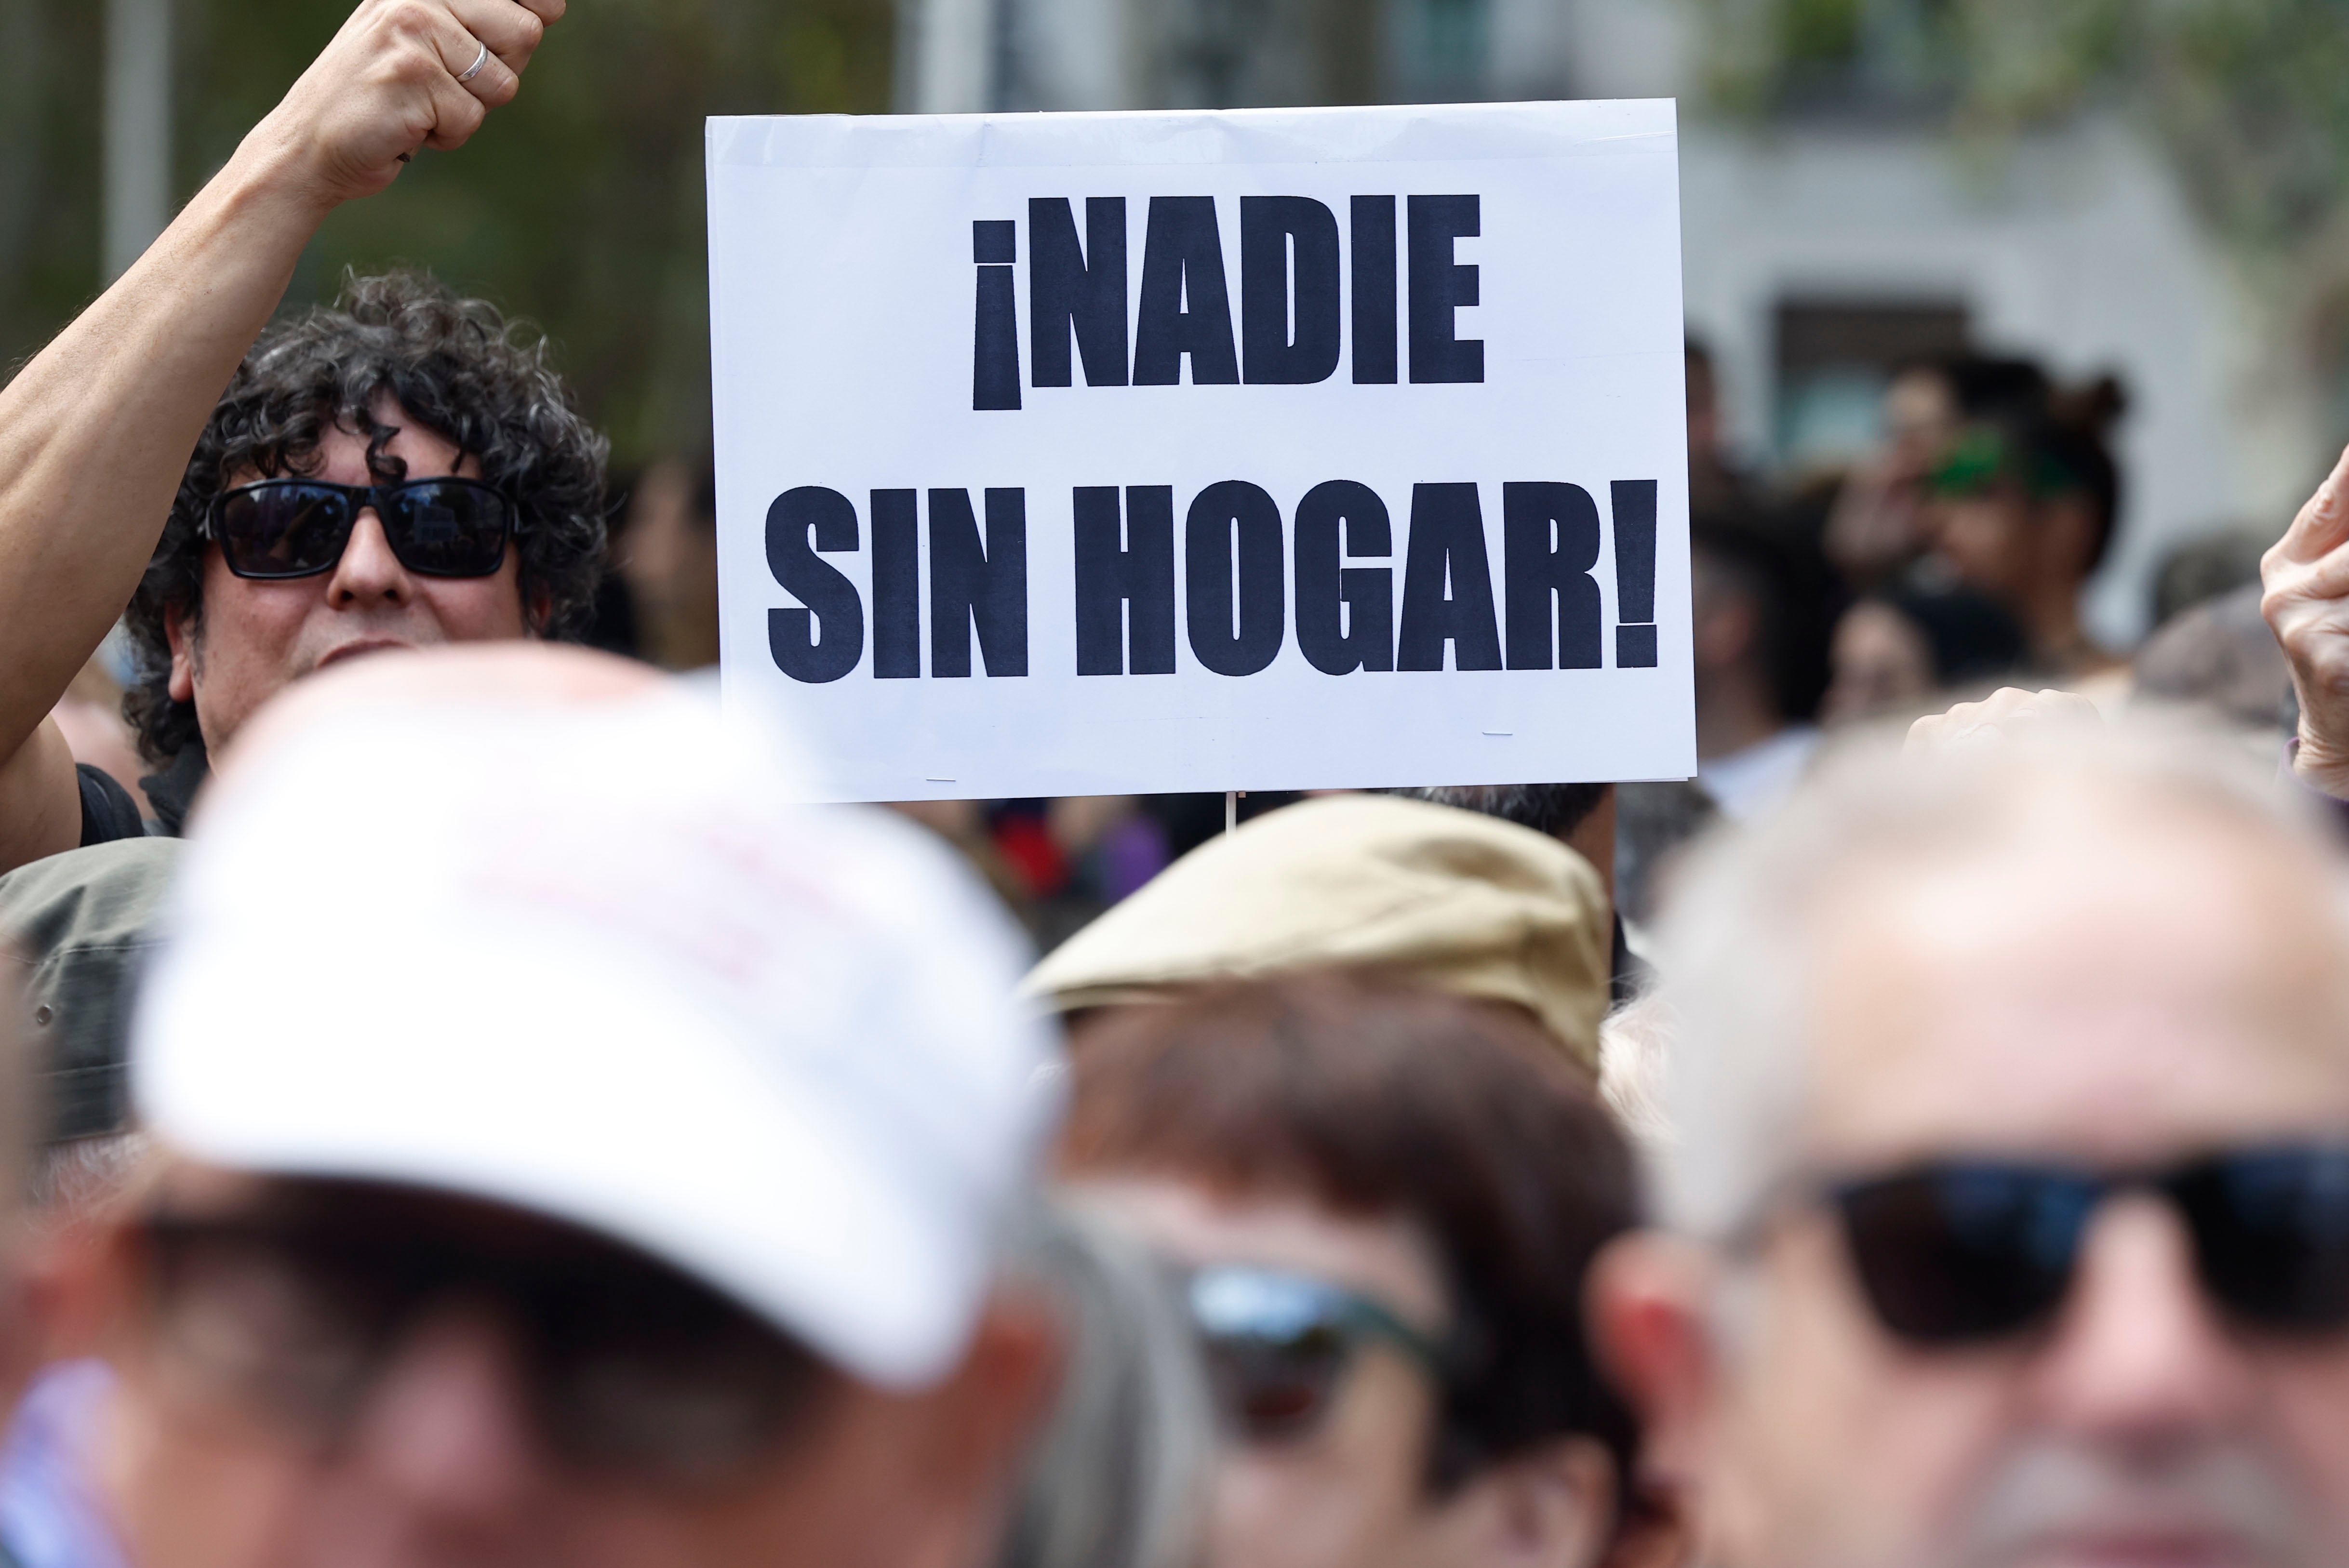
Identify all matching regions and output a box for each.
[708,101,1692,802]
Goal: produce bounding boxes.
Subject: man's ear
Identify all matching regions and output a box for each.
[893,1288,1064,1568]
[1586,1231,1719,1492]
[526,583,554,637]
[164,601,199,704]
[936,1288,1063,1482]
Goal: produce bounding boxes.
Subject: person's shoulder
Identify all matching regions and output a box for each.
[0,837,185,1143]
[0,837,183,931]
[74,763,147,848]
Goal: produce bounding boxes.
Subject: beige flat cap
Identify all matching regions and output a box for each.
[1023,795,1610,1070]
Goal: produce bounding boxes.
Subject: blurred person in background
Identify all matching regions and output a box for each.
[1823,356,2052,591]
[2133,585,2289,739]
[1685,340,1759,525]
[1025,794,1615,1077]
[977,799,1174,955]
[1922,378,2130,680]
[1386,785,1614,891]
[1611,782,1719,937]
[1036,798,1174,916]
[996,1207,1212,1568]
[1594,729,2349,1568]
[0,0,595,876]
[0,1133,145,1568]
[1689,519,1837,820]
[1820,357,1965,588]
[882,797,1173,955]
[1819,583,2028,728]
[19,644,1063,1568]
[1059,972,1649,1568]
[2134,531,2281,743]
[614,460,721,672]
[2152,532,2270,634]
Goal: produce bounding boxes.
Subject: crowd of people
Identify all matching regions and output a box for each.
[7,4,2349,1568]
[1679,339,2236,825]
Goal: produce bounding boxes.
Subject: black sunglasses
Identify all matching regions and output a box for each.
[1186,1264,1452,1444]
[1827,1144,2349,1346]
[204,478,521,580]
[139,1208,827,1485]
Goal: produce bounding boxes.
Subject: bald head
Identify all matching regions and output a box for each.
[1810,774,2349,1168]
[1657,730,2349,1235]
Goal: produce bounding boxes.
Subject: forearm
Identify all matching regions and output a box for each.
[0,136,331,764]
[0,720,85,874]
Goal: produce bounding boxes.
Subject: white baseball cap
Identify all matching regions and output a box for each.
[133,678,1060,1390]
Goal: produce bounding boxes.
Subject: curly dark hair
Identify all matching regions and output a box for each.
[1386,783,1611,841]
[122,269,609,763]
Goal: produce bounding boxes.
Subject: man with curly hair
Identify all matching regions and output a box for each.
[0,0,585,876]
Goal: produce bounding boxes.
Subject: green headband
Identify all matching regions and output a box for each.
[1928,428,2082,501]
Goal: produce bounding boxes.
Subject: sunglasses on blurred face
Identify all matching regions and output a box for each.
[1186,1264,1451,1444]
[204,477,521,580]
[135,1196,829,1486]
[1804,1144,2349,1347]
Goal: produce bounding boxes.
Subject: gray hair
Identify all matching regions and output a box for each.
[998,1203,1213,1568]
[1597,986,1676,1161]
[1652,724,2346,1241]
[31,1129,149,1218]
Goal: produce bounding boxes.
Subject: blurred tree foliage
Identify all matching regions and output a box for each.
[0,2,103,380]
[0,0,897,469]
[1697,0,2349,419]
[1696,0,2349,257]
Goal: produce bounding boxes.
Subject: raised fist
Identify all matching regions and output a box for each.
[2263,444,2349,799]
[244,0,566,210]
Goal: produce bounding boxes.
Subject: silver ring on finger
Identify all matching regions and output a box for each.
[457,40,491,82]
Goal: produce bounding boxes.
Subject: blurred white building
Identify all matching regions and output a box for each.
[896,0,2321,643]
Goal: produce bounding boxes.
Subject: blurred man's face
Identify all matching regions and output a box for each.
[93,1167,1042,1568]
[1820,601,1934,726]
[1883,370,1959,478]
[1704,796,2349,1568]
[1928,489,2036,607]
[1690,551,1761,682]
[1071,1176,1613,1568]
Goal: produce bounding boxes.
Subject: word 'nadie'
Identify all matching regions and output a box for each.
[974,195,1485,410]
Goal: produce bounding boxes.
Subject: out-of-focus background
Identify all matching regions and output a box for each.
[9,0,2347,927]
